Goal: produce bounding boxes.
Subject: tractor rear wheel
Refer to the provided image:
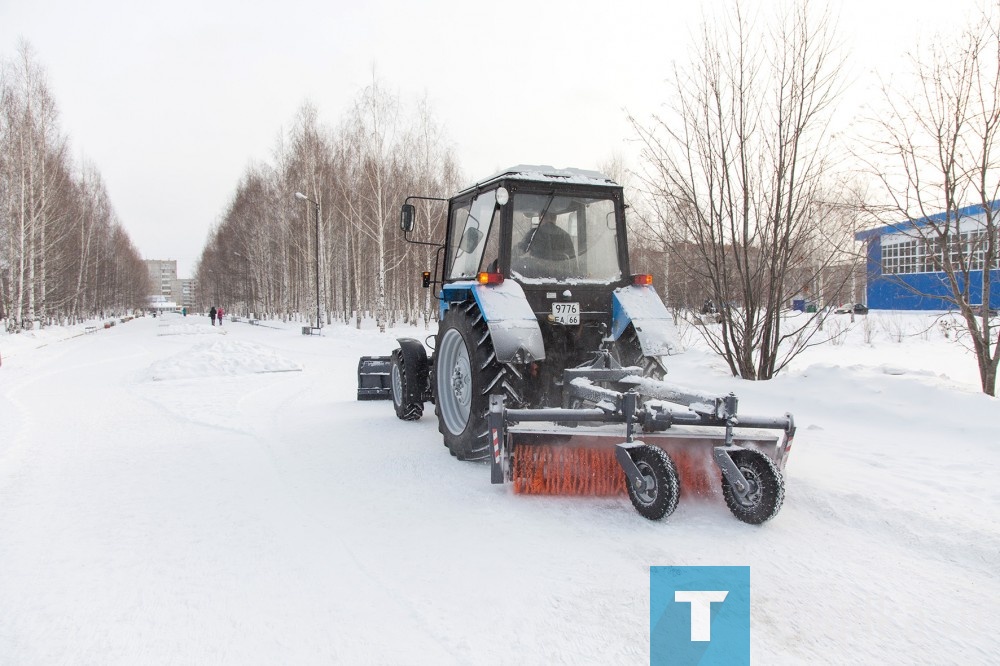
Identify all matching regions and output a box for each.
[435,299,522,461]
[391,348,424,421]
[721,449,784,524]
[625,445,680,521]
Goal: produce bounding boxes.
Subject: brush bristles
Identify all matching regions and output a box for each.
[511,444,627,495]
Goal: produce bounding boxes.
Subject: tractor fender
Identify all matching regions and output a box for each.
[611,285,679,356]
[396,337,429,374]
[440,280,545,363]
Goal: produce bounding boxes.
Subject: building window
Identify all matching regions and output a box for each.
[966,230,985,271]
[884,228,998,274]
[882,238,919,274]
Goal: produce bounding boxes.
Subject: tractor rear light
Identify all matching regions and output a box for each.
[477,271,504,285]
[632,274,653,286]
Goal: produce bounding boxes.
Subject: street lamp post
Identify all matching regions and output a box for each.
[295,192,322,331]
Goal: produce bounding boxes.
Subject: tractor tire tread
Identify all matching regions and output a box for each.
[720,449,784,525]
[435,299,523,462]
[391,348,425,421]
[626,445,680,521]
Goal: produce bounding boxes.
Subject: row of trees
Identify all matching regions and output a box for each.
[197,3,997,395]
[195,84,459,332]
[0,43,148,331]
[629,2,999,395]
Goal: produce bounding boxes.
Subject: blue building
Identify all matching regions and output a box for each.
[855,201,1000,310]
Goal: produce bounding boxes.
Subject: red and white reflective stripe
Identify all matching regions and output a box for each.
[491,428,501,462]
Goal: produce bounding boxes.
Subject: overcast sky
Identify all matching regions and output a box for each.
[0,0,980,277]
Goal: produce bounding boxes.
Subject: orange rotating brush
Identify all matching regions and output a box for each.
[511,443,627,495]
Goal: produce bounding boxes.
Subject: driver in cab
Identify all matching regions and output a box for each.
[522,211,574,262]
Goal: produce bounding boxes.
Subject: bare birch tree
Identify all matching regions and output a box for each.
[345,79,403,333]
[862,5,1000,395]
[630,3,856,379]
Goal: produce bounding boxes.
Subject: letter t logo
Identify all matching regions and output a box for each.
[674,590,729,641]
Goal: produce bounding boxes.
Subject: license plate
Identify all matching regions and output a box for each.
[552,302,580,325]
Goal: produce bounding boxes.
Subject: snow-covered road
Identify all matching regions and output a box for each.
[0,313,996,664]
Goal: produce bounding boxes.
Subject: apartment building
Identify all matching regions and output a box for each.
[144,260,197,310]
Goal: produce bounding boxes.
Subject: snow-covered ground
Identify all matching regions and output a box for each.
[0,311,996,664]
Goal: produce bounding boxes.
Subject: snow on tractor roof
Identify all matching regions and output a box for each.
[463,165,618,192]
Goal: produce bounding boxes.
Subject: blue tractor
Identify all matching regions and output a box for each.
[360,166,794,523]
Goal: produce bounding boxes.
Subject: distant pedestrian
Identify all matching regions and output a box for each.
[217,306,224,326]
[182,307,187,317]
[209,306,217,326]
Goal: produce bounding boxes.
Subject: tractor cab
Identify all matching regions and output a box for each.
[445,176,627,284]
[440,166,629,287]
[404,166,633,370]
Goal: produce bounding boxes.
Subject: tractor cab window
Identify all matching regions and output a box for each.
[447,191,497,279]
[510,193,622,283]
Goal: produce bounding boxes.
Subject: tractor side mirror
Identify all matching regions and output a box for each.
[400,204,416,232]
[460,227,483,254]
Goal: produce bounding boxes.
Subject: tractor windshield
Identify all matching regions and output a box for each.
[510,193,622,283]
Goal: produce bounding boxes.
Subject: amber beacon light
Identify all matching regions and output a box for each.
[632,274,654,286]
